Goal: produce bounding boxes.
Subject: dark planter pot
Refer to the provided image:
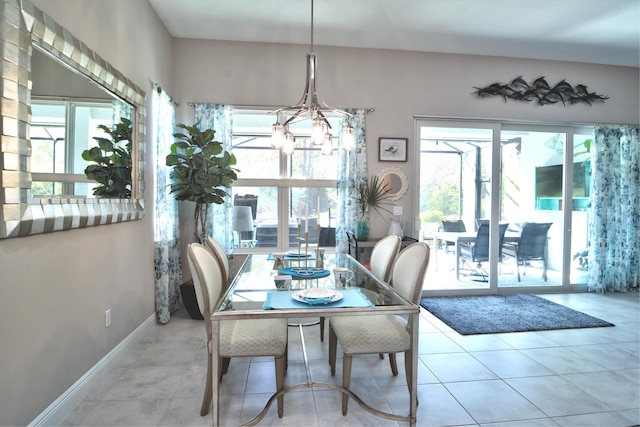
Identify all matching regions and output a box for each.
[180,282,203,320]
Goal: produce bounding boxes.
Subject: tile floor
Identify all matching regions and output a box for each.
[59,292,640,426]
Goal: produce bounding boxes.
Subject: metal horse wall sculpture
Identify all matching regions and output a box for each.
[473,76,608,106]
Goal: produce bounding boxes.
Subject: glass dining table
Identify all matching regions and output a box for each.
[210,252,420,426]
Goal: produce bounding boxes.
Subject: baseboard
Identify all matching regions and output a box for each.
[28,314,156,426]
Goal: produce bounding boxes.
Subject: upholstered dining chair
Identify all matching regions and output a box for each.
[369,235,402,283]
[328,242,430,415]
[187,243,288,417]
[204,236,230,290]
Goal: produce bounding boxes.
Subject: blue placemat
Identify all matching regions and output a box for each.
[263,289,374,310]
[278,267,330,279]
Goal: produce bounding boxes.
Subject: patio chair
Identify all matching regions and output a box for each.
[503,222,553,281]
[459,223,508,281]
[441,219,466,254]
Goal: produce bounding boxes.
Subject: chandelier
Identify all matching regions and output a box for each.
[270,0,355,156]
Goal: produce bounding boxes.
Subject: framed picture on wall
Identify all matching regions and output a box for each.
[379,138,408,162]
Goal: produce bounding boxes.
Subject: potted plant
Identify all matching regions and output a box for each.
[166,123,238,243]
[573,249,589,270]
[82,117,133,198]
[354,175,391,241]
[166,123,238,319]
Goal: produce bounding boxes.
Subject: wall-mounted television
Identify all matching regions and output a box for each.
[535,161,591,198]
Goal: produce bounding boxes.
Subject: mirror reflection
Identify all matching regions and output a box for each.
[30,46,133,197]
[0,0,146,238]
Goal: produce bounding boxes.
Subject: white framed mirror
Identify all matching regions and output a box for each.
[378,167,408,201]
[0,0,146,238]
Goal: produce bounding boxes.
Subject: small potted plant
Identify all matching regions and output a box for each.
[354,175,391,241]
[573,249,589,270]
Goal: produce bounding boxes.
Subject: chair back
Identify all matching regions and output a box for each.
[369,235,401,283]
[390,242,430,305]
[442,219,466,232]
[472,223,491,261]
[517,222,552,260]
[471,223,508,262]
[204,236,230,289]
[187,243,225,321]
[318,227,336,247]
[475,218,490,230]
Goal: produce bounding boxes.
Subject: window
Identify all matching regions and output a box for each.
[30,99,124,196]
[231,109,341,250]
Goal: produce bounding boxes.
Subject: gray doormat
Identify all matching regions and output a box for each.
[420,294,615,335]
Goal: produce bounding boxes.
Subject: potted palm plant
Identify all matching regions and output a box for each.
[354,175,391,241]
[166,123,238,319]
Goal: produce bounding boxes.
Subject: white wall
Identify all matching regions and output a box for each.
[0,0,173,425]
[173,39,639,246]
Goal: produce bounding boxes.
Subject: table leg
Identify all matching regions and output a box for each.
[211,319,220,427]
[434,235,439,271]
[410,312,418,426]
[455,241,461,280]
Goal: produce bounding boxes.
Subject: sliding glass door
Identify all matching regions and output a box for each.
[416,119,590,294]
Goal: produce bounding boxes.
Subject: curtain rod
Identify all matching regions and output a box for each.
[152,82,179,106]
[187,101,374,114]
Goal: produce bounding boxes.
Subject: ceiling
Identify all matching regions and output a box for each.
[148,0,640,67]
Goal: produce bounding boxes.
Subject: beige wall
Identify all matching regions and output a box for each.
[173,38,639,245]
[0,0,173,425]
[1,0,638,425]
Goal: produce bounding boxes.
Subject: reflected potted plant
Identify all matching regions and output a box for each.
[82,117,132,198]
[166,123,238,319]
[354,175,391,241]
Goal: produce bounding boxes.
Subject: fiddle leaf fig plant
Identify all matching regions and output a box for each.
[82,117,133,198]
[166,123,238,243]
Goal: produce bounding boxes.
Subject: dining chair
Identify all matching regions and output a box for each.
[369,234,402,283]
[459,223,508,281]
[187,243,288,417]
[204,236,230,290]
[318,226,337,247]
[502,222,553,281]
[328,242,430,415]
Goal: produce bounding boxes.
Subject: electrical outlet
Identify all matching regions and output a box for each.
[105,309,112,327]
[393,206,403,216]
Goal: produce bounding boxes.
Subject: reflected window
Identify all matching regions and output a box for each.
[30,100,114,196]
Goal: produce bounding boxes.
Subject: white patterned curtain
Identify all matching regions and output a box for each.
[194,104,234,255]
[336,108,367,253]
[588,125,640,293]
[153,87,182,323]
